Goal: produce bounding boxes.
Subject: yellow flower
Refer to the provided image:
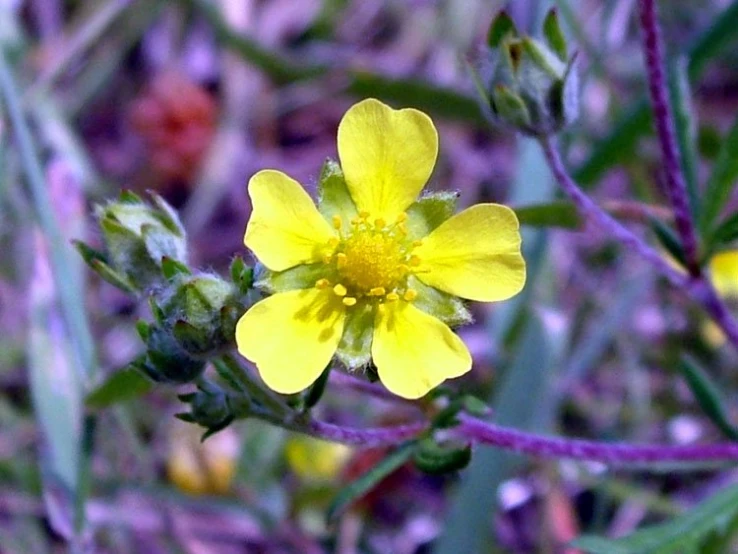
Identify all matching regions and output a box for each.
[236,99,526,399]
[284,436,352,483]
[702,250,738,347]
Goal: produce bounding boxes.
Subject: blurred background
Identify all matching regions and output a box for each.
[2,0,738,552]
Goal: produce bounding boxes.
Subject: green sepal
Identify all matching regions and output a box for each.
[135,320,151,342]
[172,319,212,356]
[99,217,162,290]
[230,256,254,292]
[73,240,107,267]
[405,192,458,239]
[141,223,187,269]
[143,326,206,384]
[253,262,330,294]
[88,259,136,293]
[413,438,472,475]
[521,37,562,79]
[161,256,191,280]
[317,158,357,222]
[219,304,241,345]
[200,417,235,442]
[491,85,532,130]
[487,11,517,48]
[542,8,567,61]
[303,365,332,410]
[409,276,471,327]
[118,190,143,204]
[148,297,166,325]
[149,192,186,237]
[335,302,374,369]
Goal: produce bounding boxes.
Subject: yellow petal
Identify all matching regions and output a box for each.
[372,301,471,399]
[337,98,438,221]
[245,170,336,271]
[236,289,346,394]
[414,203,526,302]
[710,250,738,298]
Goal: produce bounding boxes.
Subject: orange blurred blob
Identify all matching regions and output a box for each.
[129,72,217,183]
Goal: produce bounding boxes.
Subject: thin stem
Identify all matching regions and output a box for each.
[539,137,688,288]
[456,415,738,465]
[282,413,738,465]
[638,0,701,274]
[541,137,738,350]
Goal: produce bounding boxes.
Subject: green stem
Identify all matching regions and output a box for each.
[215,355,291,419]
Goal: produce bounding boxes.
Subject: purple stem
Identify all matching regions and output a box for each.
[540,137,688,288]
[638,0,701,274]
[297,414,738,464]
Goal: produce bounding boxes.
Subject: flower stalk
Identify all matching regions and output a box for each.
[639,0,701,275]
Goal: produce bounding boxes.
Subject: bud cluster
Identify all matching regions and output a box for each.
[475,9,579,136]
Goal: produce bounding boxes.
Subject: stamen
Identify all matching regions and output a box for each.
[409,255,421,267]
[323,254,333,264]
[333,283,347,297]
[369,287,386,296]
[403,289,418,302]
[336,253,347,268]
[328,237,340,248]
[342,297,357,306]
[374,218,386,229]
[412,240,423,247]
[359,211,370,219]
[332,215,342,230]
[385,292,400,302]
[396,212,408,223]
[315,278,331,289]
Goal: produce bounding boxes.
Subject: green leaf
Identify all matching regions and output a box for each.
[572,483,738,553]
[487,10,517,48]
[650,218,687,268]
[413,439,472,475]
[709,212,738,251]
[161,256,191,279]
[542,8,567,61]
[491,85,532,128]
[327,441,418,523]
[679,356,738,441]
[513,201,581,229]
[701,113,738,237]
[85,366,153,410]
[667,57,699,219]
[687,1,738,80]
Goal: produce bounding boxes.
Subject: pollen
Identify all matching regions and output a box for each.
[333,283,348,297]
[332,215,342,229]
[403,289,418,301]
[342,297,357,306]
[315,278,331,289]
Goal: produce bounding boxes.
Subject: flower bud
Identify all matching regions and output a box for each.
[79,191,188,293]
[137,324,206,384]
[158,273,248,357]
[189,382,233,429]
[478,9,578,136]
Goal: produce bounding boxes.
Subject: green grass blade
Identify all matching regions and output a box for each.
[700,113,738,238]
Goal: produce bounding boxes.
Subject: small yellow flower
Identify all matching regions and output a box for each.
[284,437,352,483]
[236,99,526,399]
[702,250,738,347]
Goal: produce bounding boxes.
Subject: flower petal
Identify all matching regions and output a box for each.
[372,301,471,399]
[414,203,526,302]
[710,250,738,298]
[236,289,346,394]
[245,170,336,271]
[337,99,438,221]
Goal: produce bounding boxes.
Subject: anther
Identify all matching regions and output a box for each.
[323,254,333,264]
[374,218,386,229]
[369,287,386,296]
[332,215,342,230]
[385,292,400,302]
[336,252,347,268]
[333,283,348,297]
[342,297,357,306]
[412,240,423,247]
[315,278,331,289]
[328,237,340,248]
[359,211,370,219]
[409,255,421,267]
[396,213,408,223]
[403,289,418,302]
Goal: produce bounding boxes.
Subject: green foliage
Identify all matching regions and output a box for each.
[700,113,738,240]
[85,366,153,410]
[514,201,581,229]
[572,484,738,553]
[679,357,738,441]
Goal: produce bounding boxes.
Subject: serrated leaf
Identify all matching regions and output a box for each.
[572,483,738,554]
[513,201,581,229]
[679,356,738,441]
[327,441,418,522]
[701,113,738,238]
[413,439,471,475]
[85,366,153,410]
[487,10,517,48]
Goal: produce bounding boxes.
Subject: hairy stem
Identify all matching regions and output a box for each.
[638,0,701,273]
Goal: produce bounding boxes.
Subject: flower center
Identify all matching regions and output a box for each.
[316,212,421,307]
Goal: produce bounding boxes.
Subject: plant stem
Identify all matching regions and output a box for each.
[540,138,738,350]
[539,137,688,288]
[215,355,291,418]
[638,0,701,274]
